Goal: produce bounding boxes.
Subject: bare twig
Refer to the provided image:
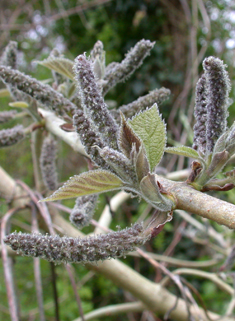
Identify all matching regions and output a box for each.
[73,301,146,321]
[1,207,23,321]
[65,264,85,321]
[31,202,46,321]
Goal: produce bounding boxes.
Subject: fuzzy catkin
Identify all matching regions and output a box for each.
[193,75,207,155]
[40,136,58,190]
[103,39,155,95]
[73,109,107,168]
[70,194,98,228]
[0,125,25,147]
[0,110,17,124]
[4,223,149,264]
[111,88,171,122]
[0,66,76,115]
[73,55,119,150]
[1,41,18,69]
[203,57,231,153]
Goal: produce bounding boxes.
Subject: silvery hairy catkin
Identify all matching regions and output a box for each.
[112,87,171,122]
[73,54,119,150]
[0,125,25,147]
[73,109,108,168]
[103,39,155,95]
[203,56,231,153]
[0,110,17,124]
[1,41,18,69]
[70,194,98,228]
[0,66,76,115]
[40,136,58,190]
[193,75,207,155]
[4,223,150,264]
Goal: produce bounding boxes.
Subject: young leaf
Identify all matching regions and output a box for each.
[9,101,29,108]
[128,103,166,171]
[41,170,124,202]
[119,113,142,158]
[165,146,201,159]
[140,173,172,211]
[36,57,74,80]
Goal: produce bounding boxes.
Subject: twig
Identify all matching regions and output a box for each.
[129,252,221,268]
[136,248,194,319]
[161,268,234,295]
[31,202,46,321]
[50,263,60,321]
[48,0,112,22]
[1,207,23,321]
[73,301,146,321]
[65,264,85,321]
[95,191,130,234]
[175,210,227,248]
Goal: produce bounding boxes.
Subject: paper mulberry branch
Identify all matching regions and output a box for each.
[2,41,235,274]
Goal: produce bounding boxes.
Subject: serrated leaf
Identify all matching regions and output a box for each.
[36,57,74,80]
[41,170,124,202]
[9,101,29,108]
[128,103,166,171]
[0,88,10,97]
[165,146,200,159]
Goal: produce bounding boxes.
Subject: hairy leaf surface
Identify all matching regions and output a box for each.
[36,57,74,80]
[165,146,200,159]
[42,170,124,202]
[128,104,166,171]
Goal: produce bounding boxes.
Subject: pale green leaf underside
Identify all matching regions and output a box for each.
[42,170,124,202]
[36,57,74,80]
[165,146,200,159]
[9,101,29,108]
[128,103,166,171]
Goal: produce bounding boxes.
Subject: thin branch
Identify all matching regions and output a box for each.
[65,264,85,321]
[48,0,112,22]
[31,202,45,321]
[175,210,227,248]
[161,268,234,296]
[1,207,23,321]
[73,301,146,321]
[129,252,221,268]
[95,190,130,234]
[50,263,60,321]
